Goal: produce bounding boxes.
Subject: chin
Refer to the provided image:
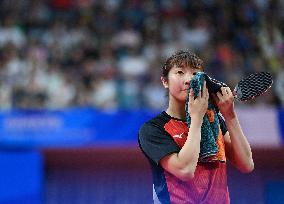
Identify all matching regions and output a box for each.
[177,97,187,103]
[170,93,187,103]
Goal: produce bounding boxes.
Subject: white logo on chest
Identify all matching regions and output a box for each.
[173,132,185,139]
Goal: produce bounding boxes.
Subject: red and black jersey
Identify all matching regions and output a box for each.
[138,111,230,204]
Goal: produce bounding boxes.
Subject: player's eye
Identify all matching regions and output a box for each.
[177,70,184,75]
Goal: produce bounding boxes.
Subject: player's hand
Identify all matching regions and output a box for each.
[212,87,236,120]
[187,81,208,122]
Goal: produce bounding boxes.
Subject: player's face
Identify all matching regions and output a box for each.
[162,65,201,103]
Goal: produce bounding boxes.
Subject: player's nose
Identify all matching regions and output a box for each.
[184,76,191,85]
[184,72,197,85]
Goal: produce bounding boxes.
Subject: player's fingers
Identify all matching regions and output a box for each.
[216,91,223,101]
[202,81,207,98]
[225,87,233,97]
[221,87,228,97]
[189,88,194,103]
[197,87,202,99]
[205,88,209,100]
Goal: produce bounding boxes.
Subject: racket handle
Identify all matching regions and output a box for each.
[233,86,242,101]
[204,74,228,94]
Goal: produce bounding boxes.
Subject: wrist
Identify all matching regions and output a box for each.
[191,116,203,126]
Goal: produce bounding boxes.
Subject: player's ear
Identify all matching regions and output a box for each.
[161,77,169,88]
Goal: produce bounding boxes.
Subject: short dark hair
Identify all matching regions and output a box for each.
[162,50,204,78]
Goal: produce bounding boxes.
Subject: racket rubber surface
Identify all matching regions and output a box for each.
[234,72,273,101]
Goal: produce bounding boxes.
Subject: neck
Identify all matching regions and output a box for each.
[166,96,186,120]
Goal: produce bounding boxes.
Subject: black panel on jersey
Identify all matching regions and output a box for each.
[138,112,180,166]
[217,114,228,136]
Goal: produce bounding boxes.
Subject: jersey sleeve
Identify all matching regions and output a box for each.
[138,122,180,166]
[217,113,228,136]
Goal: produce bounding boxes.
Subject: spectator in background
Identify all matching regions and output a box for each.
[91,48,118,109]
[258,17,283,74]
[179,15,211,52]
[142,73,166,110]
[0,15,26,49]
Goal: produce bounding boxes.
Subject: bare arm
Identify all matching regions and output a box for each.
[213,87,254,173]
[160,82,209,181]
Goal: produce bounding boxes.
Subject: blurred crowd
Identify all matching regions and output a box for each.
[0,0,283,110]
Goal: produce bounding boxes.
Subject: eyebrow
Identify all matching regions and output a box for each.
[174,66,202,72]
[173,65,185,70]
